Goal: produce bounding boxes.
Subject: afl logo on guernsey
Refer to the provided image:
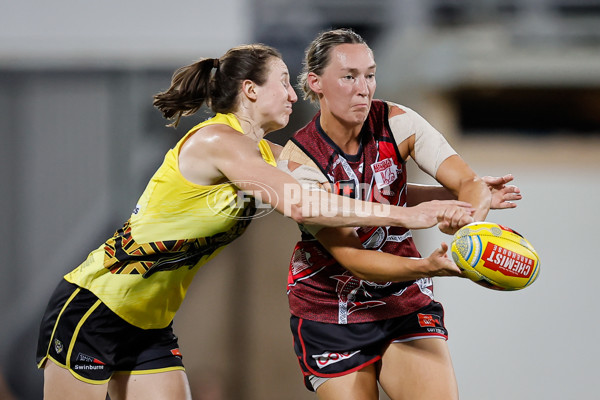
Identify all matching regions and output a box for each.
[206,180,278,220]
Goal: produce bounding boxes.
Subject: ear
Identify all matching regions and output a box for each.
[307,72,322,95]
[240,79,258,101]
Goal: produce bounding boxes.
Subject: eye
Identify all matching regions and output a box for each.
[367,73,376,80]
[344,75,355,81]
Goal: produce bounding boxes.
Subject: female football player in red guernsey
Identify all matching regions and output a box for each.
[36,43,493,400]
[279,28,519,399]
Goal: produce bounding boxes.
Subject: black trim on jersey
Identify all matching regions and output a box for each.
[378,135,405,166]
[289,100,405,195]
[315,114,370,163]
[381,102,408,166]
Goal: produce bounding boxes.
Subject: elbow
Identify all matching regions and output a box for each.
[340,259,375,281]
[288,203,306,225]
[329,251,371,280]
[346,266,386,282]
[349,269,372,281]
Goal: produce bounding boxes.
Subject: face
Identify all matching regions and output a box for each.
[311,43,376,128]
[253,57,298,133]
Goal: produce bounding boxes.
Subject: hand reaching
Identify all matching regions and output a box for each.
[436,204,475,235]
[424,242,464,277]
[408,200,474,231]
[482,174,522,209]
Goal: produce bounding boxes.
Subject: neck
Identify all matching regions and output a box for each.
[319,114,362,155]
[233,111,266,142]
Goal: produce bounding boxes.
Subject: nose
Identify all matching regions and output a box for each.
[356,76,369,96]
[289,86,298,103]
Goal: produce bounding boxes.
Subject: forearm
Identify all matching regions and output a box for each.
[406,183,454,206]
[456,177,491,221]
[346,250,429,282]
[434,155,491,221]
[317,225,463,281]
[316,227,420,283]
[292,189,408,228]
[277,158,408,227]
[276,148,469,229]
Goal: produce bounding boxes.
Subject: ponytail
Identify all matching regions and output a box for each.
[153,58,217,127]
[154,44,281,128]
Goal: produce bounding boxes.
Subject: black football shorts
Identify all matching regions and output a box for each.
[291,301,448,391]
[36,279,184,384]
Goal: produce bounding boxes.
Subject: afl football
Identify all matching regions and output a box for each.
[451,222,540,291]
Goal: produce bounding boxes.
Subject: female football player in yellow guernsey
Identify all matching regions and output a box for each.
[36,43,519,400]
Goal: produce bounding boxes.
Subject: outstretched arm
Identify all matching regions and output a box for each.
[386,105,488,234]
[316,227,462,282]
[183,125,473,229]
[275,139,476,231]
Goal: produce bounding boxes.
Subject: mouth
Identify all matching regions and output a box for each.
[353,104,370,110]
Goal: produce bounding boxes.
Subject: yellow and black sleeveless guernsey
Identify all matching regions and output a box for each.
[64,113,276,329]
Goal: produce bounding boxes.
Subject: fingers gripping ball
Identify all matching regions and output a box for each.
[451,222,540,291]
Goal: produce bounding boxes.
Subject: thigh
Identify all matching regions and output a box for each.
[316,363,379,400]
[378,338,458,400]
[108,370,192,400]
[43,359,108,400]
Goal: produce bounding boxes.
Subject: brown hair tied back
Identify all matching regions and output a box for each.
[153,44,281,128]
[153,58,214,128]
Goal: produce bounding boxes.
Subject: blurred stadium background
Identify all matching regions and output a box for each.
[1,1,599,399]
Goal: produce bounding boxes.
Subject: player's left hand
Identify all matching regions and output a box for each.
[483,174,522,209]
[436,206,474,235]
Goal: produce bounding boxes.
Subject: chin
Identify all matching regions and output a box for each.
[267,119,287,133]
[279,115,291,128]
[351,113,369,125]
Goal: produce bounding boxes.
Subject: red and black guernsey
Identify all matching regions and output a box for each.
[287,100,435,324]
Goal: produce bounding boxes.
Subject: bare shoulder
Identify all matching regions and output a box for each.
[179,124,249,185]
[181,123,244,154]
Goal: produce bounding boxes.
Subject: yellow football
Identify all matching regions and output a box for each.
[451,222,540,291]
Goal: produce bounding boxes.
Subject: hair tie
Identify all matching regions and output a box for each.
[213,58,220,69]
